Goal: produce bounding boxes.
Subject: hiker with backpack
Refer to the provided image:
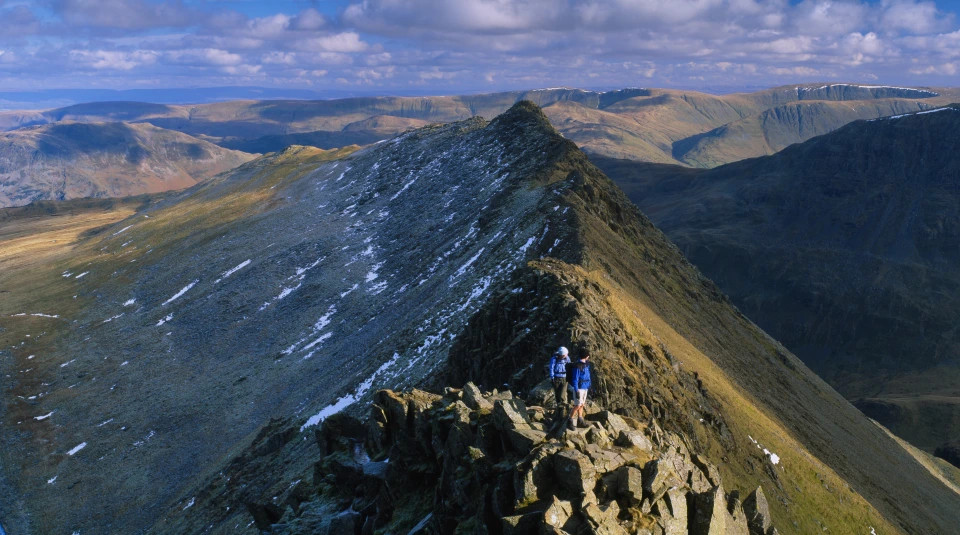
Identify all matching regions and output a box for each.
[568,352,591,430]
[548,346,571,409]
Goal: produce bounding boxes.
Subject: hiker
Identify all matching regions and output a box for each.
[549,346,571,409]
[568,351,591,430]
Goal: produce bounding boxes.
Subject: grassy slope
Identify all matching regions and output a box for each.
[446,106,960,534]
[0,146,357,534]
[591,107,960,454]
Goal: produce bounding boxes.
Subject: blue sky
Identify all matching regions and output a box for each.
[0,0,958,98]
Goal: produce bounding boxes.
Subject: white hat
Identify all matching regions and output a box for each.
[558,346,569,356]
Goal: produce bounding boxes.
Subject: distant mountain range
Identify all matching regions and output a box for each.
[1,84,957,167]
[3,101,959,535]
[593,105,960,454]
[0,122,254,207]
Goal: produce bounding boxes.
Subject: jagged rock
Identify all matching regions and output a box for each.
[554,449,597,498]
[616,465,644,505]
[317,451,363,489]
[585,444,633,474]
[653,487,688,535]
[326,509,360,535]
[691,485,749,535]
[508,428,548,452]
[527,379,560,409]
[743,487,773,535]
[514,444,561,508]
[643,459,680,500]
[586,426,613,447]
[493,399,532,431]
[463,382,494,411]
[616,430,654,452]
[542,495,574,530]
[591,411,632,437]
[583,501,628,535]
[502,511,541,534]
[692,454,722,487]
[315,413,366,456]
[727,493,750,535]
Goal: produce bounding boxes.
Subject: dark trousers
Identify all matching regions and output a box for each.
[552,378,568,408]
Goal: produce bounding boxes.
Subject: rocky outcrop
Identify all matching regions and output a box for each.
[261,383,779,534]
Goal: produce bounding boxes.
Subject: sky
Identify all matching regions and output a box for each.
[0,0,958,98]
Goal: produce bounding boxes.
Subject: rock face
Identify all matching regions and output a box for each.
[266,385,779,535]
[0,121,254,207]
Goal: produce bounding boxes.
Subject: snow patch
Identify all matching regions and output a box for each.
[67,442,87,456]
[34,411,55,421]
[214,260,251,284]
[301,351,404,431]
[123,299,136,307]
[112,225,134,237]
[157,314,173,326]
[163,280,198,306]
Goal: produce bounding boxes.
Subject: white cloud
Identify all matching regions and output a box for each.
[880,0,951,34]
[70,49,158,70]
[299,32,369,53]
[165,48,243,66]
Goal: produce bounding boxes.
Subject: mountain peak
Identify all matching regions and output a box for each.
[489,99,560,137]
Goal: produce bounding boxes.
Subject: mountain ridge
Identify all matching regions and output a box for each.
[2,102,959,534]
[0,121,255,208]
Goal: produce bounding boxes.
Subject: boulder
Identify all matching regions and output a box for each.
[508,428,548,452]
[493,399,532,431]
[616,430,654,452]
[583,501,628,535]
[743,487,773,535]
[463,382,494,411]
[616,465,644,506]
[527,379,559,408]
[585,444,633,474]
[590,411,632,437]
[514,444,561,508]
[542,495,574,530]
[654,487,688,535]
[643,459,679,500]
[554,449,597,498]
[326,509,360,535]
[690,485,748,535]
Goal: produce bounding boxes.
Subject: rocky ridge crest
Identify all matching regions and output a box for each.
[262,383,779,535]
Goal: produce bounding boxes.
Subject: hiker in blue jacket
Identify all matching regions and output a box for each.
[568,352,591,430]
[549,346,571,410]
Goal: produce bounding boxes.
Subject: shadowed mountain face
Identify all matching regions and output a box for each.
[0,122,255,208]
[594,105,960,452]
[2,103,960,535]
[2,84,957,169]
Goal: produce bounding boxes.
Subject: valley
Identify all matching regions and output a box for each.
[593,105,960,457]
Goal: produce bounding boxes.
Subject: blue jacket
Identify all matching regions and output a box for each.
[549,354,570,378]
[570,362,591,390]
